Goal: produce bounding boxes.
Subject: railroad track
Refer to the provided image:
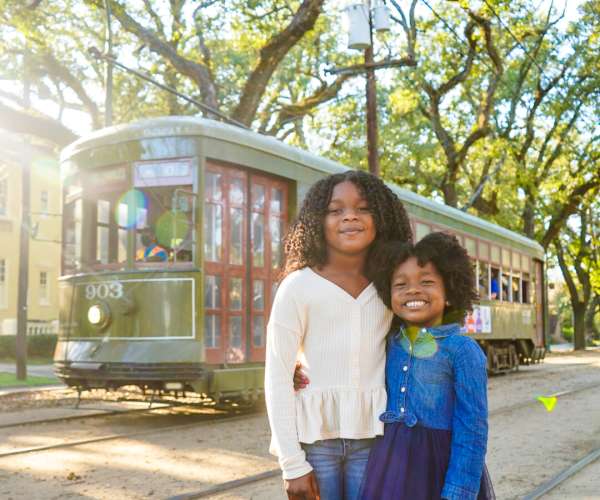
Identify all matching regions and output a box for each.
[0,401,179,430]
[0,408,263,459]
[0,387,222,429]
[164,381,600,500]
[522,446,600,499]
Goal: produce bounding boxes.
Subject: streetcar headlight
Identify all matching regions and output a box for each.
[87,303,111,329]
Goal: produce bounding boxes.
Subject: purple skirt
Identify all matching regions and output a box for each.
[361,422,495,500]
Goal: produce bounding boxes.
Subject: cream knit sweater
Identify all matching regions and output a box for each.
[265,267,393,480]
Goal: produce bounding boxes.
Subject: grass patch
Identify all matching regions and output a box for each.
[0,372,59,387]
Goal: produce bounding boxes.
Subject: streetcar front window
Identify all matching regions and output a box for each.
[132,184,195,268]
[133,160,196,268]
[61,161,196,274]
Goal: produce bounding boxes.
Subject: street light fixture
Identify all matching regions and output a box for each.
[345,1,391,50]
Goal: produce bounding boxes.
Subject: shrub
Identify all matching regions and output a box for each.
[0,334,58,360]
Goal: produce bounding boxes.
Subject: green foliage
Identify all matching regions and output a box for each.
[0,334,58,359]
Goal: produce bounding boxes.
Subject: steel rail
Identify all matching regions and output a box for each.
[522,446,600,499]
[0,410,262,459]
[167,469,281,500]
[0,402,178,430]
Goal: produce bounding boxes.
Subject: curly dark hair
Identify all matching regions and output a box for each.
[372,232,478,325]
[282,170,413,278]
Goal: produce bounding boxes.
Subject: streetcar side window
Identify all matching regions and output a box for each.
[478,261,490,300]
[63,198,83,274]
[512,275,521,303]
[522,274,530,303]
[490,267,500,300]
[92,195,128,270]
[501,272,510,301]
[470,259,478,296]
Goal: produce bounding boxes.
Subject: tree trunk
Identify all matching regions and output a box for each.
[442,180,458,208]
[522,199,535,239]
[573,302,587,350]
[585,295,600,339]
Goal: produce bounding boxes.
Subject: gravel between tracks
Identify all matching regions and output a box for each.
[1,351,600,499]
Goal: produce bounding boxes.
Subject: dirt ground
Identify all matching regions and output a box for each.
[1,351,600,500]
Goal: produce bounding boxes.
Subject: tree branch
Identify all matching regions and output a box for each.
[231,0,325,126]
[86,0,219,111]
[542,181,600,249]
[265,74,350,135]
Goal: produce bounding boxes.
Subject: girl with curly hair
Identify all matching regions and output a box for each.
[361,232,495,500]
[265,170,412,500]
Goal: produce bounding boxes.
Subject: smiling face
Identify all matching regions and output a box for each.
[390,256,447,328]
[323,180,376,258]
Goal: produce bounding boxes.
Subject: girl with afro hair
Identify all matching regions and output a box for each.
[265,170,412,500]
[361,232,495,500]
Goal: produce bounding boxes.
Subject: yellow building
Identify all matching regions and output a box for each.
[0,134,61,336]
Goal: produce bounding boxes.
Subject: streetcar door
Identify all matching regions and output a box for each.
[203,164,248,364]
[248,174,288,362]
[202,164,288,364]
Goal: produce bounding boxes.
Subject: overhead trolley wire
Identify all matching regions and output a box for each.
[419,0,497,74]
[481,0,546,73]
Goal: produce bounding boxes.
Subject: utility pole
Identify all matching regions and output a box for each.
[16,66,31,380]
[104,0,113,126]
[364,5,380,177]
[328,1,416,177]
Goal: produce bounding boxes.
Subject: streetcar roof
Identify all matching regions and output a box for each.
[61,116,544,257]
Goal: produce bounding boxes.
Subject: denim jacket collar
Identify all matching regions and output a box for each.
[395,322,461,340]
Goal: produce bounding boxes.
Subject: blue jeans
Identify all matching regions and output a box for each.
[302,438,374,500]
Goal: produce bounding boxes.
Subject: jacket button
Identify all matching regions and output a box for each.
[401,387,406,393]
[402,366,408,372]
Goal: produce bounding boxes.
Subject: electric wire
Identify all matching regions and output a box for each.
[481,0,545,73]
[419,0,497,74]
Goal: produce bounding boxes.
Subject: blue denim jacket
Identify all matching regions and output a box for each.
[380,323,488,500]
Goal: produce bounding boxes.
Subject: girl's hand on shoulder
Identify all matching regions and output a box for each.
[285,471,320,500]
[293,361,310,391]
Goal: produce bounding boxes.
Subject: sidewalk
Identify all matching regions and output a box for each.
[0,362,56,378]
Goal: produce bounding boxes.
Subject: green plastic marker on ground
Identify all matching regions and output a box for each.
[537,395,557,412]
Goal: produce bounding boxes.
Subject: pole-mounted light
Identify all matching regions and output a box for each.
[344,1,392,50]
[345,3,371,50]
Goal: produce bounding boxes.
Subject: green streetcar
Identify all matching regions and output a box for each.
[55,117,547,401]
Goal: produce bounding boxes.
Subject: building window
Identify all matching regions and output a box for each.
[39,271,49,305]
[0,170,7,216]
[40,190,49,214]
[0,259,6,308]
